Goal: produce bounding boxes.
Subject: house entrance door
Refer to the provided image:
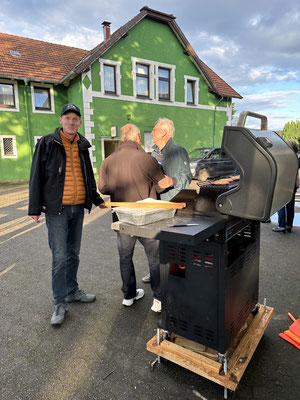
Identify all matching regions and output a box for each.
[101,138,120,161]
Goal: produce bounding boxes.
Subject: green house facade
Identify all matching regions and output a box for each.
[0,6,241,182]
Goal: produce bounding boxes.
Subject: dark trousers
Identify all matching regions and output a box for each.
[117,233,160,300]
[278,192,296,228]
[46,205,84,305]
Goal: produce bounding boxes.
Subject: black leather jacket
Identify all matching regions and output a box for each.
[28,128,103,215]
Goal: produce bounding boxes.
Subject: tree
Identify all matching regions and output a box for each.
[282,120,300,146]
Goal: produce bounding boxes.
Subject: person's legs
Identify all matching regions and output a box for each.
[46,207,71,306]
[117,233,137,299]
[65,205,84,295]
[277,206,286,228]
[286,193,296,229]
[139,237,160,300]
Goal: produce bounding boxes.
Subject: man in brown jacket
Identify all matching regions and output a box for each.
[98,124,171,312]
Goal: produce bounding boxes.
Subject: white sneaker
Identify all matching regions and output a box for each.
[151,298,162,313]
[122,289,145,306]
[142,273,151,283]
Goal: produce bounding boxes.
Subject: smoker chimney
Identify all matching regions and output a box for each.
[102,21,111,41]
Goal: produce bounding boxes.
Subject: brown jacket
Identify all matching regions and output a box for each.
[98,141,164,202]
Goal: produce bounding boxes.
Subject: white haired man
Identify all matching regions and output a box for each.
[142,118,192,283]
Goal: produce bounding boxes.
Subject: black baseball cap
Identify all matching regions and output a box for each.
[61,103,81,117]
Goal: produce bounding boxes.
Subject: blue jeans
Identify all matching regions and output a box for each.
[278,191,296,228]
[46,205,84,305]
[117,233,161,300]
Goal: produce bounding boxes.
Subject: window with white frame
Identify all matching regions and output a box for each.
[104,64,116,93]
[0,80,19,111]
[99,59,121,96]
[31,83,55,113]
[132,58,175,102]
[0,135,17,158]
[158,67,170,100]
[184,76,199,106]
[136,64,150,98]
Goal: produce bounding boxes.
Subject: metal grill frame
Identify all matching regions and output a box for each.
[160,221,260,353]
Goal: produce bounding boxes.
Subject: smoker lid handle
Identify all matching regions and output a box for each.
[237,111,268,130]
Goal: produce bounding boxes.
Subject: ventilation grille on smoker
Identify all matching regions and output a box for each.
[192,250,215,269]
[167,245,187,265]
[166,244,216,270]
[229,297,257,340]
[229,243,257,278]
[168,317,215,342]
[237,226,253,239]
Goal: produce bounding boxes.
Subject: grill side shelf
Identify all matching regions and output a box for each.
[157,217,226,246]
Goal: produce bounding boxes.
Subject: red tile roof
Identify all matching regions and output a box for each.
[0,33,88,82]
[0,7,242,99]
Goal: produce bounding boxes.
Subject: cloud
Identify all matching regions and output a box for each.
[1,0,300,131]
[237,90,300,110]
[234,90,300,129]
[43,27,102,50]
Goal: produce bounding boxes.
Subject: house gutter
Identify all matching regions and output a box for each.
[23,79,33,161]
[213,96,223,147]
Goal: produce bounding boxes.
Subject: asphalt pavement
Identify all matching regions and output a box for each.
[0,183,299,400]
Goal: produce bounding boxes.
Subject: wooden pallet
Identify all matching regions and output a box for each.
[147,304,274,392]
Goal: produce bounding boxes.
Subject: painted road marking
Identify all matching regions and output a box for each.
[17,205,29,210]
[0,263,15,277]
[0,216,41,237]
[0,221,45,245]
[0,190,29,208]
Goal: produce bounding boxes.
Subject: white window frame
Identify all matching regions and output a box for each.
[30,83,55,114]
[131,57,176,102]
[131,57,155,100]
[0,135,17,158]
[99,58,121,96]
[184,76,199,106]
[155,62,176,102]
[0,79,19,112]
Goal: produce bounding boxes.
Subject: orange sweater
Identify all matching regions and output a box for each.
[60,131,86,205]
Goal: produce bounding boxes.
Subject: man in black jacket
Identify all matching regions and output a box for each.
[28,103,106,326]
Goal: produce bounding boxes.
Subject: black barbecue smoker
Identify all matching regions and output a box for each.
[156,111,299,354]
[114,112,299,396]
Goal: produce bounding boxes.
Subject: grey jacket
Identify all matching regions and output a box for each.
[152,139,192,201]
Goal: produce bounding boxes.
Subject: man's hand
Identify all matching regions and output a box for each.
[30,215,40,223]
[99,203,108,209]
[158,175,173,189]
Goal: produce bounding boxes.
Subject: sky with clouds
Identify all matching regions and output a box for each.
[1,0,299,130]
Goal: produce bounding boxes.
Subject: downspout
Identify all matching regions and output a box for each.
[213,96,223,147]
[23,79,33,160]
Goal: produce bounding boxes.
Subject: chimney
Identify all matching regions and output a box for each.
[102,21,111,41]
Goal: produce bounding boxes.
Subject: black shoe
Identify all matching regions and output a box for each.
[272,227,285,233]
[286,225,292,233]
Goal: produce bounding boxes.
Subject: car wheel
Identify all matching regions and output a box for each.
[197,168,209,181]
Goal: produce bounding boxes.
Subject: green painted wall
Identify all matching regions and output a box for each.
[68,75,85,135]
[89,17,230,169]
[0,82,28,181]
[0,80,68,181]
[0,16,232,182]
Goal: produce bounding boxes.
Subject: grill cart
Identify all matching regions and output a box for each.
[112,113,299,398]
